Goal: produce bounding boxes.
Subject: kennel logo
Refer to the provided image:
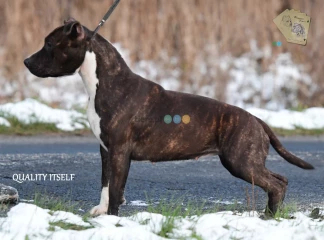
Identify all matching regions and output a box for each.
[273,9,311,46]
[12,173,75,183]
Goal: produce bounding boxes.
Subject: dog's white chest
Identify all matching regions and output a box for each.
[79,51,108,151]
[87,98,103,147]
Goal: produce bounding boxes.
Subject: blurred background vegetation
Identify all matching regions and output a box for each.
[0,0,323,108]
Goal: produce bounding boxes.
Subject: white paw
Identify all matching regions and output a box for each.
[90,204,108,216]
[121,196,127,205]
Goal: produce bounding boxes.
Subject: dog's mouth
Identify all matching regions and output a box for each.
[24,65,48,78]
[24,59,57,78]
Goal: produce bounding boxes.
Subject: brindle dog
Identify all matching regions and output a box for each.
[24,19,314,216]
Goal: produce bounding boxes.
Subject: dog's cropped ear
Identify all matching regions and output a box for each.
[64,17,76,25]
[63,21,85,40]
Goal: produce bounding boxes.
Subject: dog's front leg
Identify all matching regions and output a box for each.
[107,147,131,216]
[90,145,111,216]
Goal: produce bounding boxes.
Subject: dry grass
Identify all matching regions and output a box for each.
[1,0,323,105]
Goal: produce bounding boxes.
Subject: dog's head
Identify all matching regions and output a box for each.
[24,18,89,78]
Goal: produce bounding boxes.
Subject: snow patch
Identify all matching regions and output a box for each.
[0,98,88,131]
[224,52,315,110]
[0,203,323,240]
[247,107,324,129]
[50,210,90,227]
[129,200,149,206]
[212,200,243,205]
[0,117,10,127]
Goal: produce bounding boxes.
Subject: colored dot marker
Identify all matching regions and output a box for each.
[272,41,282,47]
[277,41,282,46]
[182,115,190,124]
[164,115,172,124]
[173,115,181,124]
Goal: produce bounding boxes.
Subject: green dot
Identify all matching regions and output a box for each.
[164,115,172,124]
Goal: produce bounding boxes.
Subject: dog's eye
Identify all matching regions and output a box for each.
[45,42,53,49]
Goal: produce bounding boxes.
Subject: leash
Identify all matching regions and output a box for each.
[91,0,120,40]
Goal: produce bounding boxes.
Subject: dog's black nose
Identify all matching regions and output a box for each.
[24,58,30,68]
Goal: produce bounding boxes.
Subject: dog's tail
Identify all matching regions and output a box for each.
[256,117,314,169]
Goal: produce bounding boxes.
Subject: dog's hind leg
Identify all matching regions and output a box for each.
[219,154,287,216]
[218,124,287,216]
[254,169,287,215]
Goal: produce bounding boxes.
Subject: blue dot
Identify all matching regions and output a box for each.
[173,115,181,124]
[277,41,282,46]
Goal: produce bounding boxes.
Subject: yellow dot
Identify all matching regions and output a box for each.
[182,115,190,124]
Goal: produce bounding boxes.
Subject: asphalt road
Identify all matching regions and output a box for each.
[0,135,323,216]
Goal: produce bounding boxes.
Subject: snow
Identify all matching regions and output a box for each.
[0,98,88,131]
[0,117,10,127]
[247,107,324,130]
[50,210,91,227]
[223,48,315,110]
[129,200,149,206]
[212,200,243,205]
[0,203,323,240]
